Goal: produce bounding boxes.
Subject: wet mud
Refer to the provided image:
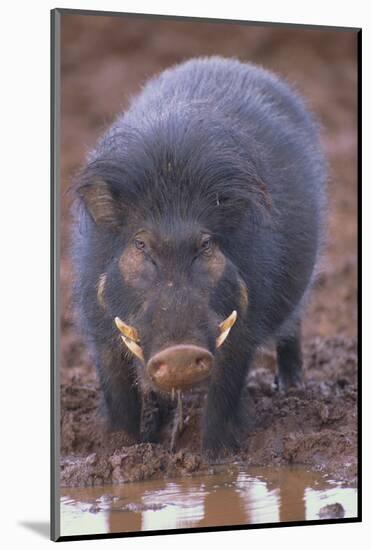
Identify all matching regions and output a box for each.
[59,17,358,491]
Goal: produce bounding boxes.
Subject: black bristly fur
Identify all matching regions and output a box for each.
[72,57,326,455]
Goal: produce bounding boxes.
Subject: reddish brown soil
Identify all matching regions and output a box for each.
[59,15,358,487]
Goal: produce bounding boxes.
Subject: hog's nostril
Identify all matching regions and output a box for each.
[152,362,168,377]
[196,357,207,369]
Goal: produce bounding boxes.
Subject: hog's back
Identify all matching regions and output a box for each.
[126,57,326,337]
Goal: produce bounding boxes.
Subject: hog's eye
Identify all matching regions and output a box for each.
[134,238,146,251]
[200,236,213,256]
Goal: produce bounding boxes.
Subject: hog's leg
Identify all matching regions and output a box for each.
[96,345,141,439]
[276,321,303,392]
[202,345,254,457]
[140,391,172,443]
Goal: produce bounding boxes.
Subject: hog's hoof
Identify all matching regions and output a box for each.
[274,373,305,394]
[202,449,238,466]
[140,429,160,444]
[202,425,240,461]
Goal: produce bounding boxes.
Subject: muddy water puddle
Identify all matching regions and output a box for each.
[60,466,357,536]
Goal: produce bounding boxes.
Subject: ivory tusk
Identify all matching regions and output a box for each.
[114,317,144,361]
[114,317,140,343]
[216,310,237,348]
[120,335,144,362]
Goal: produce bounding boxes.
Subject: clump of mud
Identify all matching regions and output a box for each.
[319,503,345,519]
[60,336,357,487]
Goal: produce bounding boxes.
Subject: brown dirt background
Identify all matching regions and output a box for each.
[59,14,358,487]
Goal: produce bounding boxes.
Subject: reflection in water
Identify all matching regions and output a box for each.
[60,466,357,537]
[141,483,205,531]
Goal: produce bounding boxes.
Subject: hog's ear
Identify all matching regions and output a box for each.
[77,180,121,228]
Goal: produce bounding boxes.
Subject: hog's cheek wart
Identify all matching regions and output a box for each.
[119,248,145,284]
[237,277,249,314]
[207,250,226,286]
[96,272,107,309]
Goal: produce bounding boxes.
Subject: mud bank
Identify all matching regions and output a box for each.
[60,336,357,487]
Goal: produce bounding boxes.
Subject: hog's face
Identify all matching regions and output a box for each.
[102,221,244,393]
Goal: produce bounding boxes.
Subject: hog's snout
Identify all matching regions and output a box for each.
[147,344,214,391]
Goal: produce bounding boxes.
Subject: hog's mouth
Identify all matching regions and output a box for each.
[114,311,237,392]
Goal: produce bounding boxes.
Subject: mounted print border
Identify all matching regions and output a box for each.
[51,8,361,542]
